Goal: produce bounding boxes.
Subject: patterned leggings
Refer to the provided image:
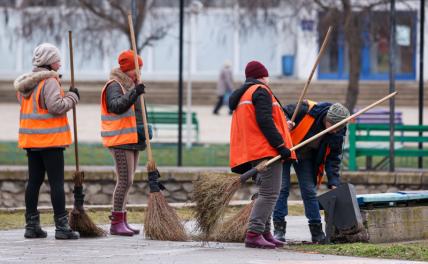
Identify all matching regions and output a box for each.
[109,149,139,211]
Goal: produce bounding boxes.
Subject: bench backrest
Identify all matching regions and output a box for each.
[353,109,403,124]
[348,123,428,143]
[147,111,199,125]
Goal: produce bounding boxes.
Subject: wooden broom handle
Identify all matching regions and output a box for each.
[68,31,79,172]
[266,92,398,167]
[290,26,333,122]
[127,13,153,161]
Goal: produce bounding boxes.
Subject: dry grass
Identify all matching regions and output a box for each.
[192,173,241,239]
[143,192,188,241]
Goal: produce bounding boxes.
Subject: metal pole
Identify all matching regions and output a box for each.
[186,11,193,149]
[389,0,396,172]
[178,0,184,166]
[419,0,425,168]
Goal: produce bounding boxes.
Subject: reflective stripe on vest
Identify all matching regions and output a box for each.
[229,84,296,172]
[100,80,138,147]
[100,127,138,137]
[18,79,72,148]
[19,125,70,134]
[290,100,317,145]
[101,108,135,121]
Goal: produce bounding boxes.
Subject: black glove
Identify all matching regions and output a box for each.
[277,146,291,161]
[69,86,80,99]
[148,169,165,193]
[135,83,145,95]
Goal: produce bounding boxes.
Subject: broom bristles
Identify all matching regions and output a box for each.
[69,208,106,237]
[69,170,106,237]
[213,200,255,242]
[192,173,242,239]
[144,192,188,241]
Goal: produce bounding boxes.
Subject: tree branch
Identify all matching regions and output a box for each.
[313,0,331,11]
[78,0,127,33]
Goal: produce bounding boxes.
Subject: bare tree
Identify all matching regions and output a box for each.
[313,0,392,111]
[8,0,175,56]
[230,0,413,112]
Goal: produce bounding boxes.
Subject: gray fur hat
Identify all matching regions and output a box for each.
[326,103,350,125]
[32,43,61,67]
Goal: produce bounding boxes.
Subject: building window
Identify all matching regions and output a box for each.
[318,10,417,81]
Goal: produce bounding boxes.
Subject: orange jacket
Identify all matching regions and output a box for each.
[18,79,71,149]
[230,84,295,173]
[100,80,138,147]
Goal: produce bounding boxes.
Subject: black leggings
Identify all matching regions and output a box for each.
[25,148,67,217]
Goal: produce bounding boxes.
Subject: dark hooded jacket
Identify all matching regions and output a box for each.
[229,78,286,151]
[284,101,345,187]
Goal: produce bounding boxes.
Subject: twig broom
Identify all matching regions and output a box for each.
[67,31,106,237]
[127,14,187,241]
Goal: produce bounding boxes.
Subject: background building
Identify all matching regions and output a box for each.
[0,1,423,82]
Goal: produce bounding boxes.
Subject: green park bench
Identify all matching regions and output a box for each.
[147,110,200,142]
[347,123,428,171]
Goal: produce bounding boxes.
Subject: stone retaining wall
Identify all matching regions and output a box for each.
[332,206,428,243]
[1,166,427,208]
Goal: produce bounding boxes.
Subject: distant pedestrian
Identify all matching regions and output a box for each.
[213,61,234,115]
[14,43,80,240]
[100,50,151,236]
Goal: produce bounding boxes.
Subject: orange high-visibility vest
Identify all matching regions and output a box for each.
[230,84,296,172]
[18,79,72,149]
[100,80,138,147]
[290,100,317,145]
[289,100,330,186]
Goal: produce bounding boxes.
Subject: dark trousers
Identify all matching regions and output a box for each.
[25,148,67,217]
[273,160,321,224]
[213,95,231,114]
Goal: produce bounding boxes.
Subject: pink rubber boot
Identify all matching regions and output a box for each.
[124,211,140,235]
[244,231,276,249]
[263,232,286,247]
[109,211,134,236]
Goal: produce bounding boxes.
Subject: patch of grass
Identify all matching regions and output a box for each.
[288,242,428,262]
[1,141,427,168]
[0,141,229,167]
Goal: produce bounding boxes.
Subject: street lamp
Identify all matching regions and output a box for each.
[186,0,203,149]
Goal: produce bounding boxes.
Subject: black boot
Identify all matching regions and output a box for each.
[54,213,80,240]
[273,221,286,242]
[309,223,326,244]
[24,212,47,239]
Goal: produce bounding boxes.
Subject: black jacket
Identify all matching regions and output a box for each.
[284,101,345,187]
[229,78,285,150]
[106,81,146,151]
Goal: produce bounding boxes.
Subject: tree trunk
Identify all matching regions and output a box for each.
[342,1,362,113]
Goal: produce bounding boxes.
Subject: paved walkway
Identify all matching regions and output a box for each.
[0,216,424,264]
[2,103,428,144]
